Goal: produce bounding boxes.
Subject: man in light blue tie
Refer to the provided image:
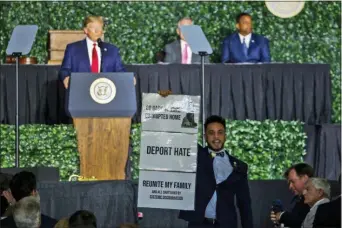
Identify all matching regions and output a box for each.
[179,115,253,228]
[221,13,271,63]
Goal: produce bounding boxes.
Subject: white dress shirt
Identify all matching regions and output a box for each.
[238,33,252,48]
[86,37,102,72]
[180,39,192,64]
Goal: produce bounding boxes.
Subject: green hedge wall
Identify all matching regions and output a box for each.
[0,1,340,122]
[0,121,305,180]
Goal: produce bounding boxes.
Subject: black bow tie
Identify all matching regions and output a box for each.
[215,152,225,157]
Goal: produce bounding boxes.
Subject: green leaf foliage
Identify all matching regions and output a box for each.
[0,2,340,122]
[0,124,79,180]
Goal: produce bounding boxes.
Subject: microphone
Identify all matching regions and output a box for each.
[97,38,105,72]
[271,199,283,228]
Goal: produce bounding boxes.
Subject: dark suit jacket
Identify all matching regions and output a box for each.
[313,196,341,228]
[279,196,310,228]
[179,145,253,228]
[0,214,57,228]
[221,32,271,63]
[59,39,126,81]
[164,40,210,63]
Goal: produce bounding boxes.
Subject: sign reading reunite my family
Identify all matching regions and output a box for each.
[138,93,200,210]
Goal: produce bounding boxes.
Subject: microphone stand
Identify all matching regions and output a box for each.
[198,51,208,146]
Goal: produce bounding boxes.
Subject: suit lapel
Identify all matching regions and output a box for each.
[233,33,245,59]
[175,40,182,63]
[248,33,257,56]
[81,39,91,72]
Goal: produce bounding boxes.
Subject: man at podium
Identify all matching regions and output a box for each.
[59,15,126,89]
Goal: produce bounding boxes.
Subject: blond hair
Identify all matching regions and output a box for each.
[83,16,104,28]
[13,196,40,228]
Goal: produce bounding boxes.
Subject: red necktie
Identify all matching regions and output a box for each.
[91,43,99,73]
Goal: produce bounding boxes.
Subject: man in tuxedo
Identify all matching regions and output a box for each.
[179,115,253,228]
[59,15,126,89]
[164,17,209,64]
[221,13,271,63]
[0,171,57,228]
[270,163,314,228]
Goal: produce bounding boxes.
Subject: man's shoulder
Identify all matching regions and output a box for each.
[164,40,179,49]
[228,154,248,173]
[252,33,269,42]
[66,39,85,48]
[103,42,120,52]
[223,32,238,42]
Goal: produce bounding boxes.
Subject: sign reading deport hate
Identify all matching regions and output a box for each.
[138,170,196,210]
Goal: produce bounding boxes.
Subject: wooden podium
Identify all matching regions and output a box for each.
[67,72,137,180]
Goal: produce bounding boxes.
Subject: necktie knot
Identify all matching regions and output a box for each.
[93,43,97,47]
[216,152,224,157]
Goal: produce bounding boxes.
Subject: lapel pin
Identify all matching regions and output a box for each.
[104,48,107,52]
[234,161,237,167]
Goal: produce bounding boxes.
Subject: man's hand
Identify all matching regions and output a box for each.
[63,76,70,89]
[270,211,282,222]
[2,190,16,205]
[134,77,136,86]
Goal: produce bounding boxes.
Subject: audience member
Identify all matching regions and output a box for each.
[270,163,314,228]
[301,178,330,228]
[13,196,41,228]
[0,173,15,219]
[0,171,57,228]
[313,175,341,228]
[163,17,209,64]
[69,210,96,228]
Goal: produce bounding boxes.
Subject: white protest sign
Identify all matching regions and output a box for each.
[138,170,196,210]
[141,93,200,134]
[139,132,197,172]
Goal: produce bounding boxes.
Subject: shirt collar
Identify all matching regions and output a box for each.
[86,37,97,46]
[208,147,226,154]
[238,33,252,43]
[310,198,330,210]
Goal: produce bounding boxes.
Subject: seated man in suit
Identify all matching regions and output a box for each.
[301,178,331,228]
[270,163,313,228]
[313,175,341,228]
[164,17,209,64]
[179,115,253,228]
[59,15,126,89]
[0,171,57,228]
[221,13,271,63]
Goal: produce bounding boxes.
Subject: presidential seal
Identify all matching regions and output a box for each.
[265,1,305,18]
[90,78,116,104]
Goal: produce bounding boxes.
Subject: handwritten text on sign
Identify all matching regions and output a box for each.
[141,93,200,133]
[139,132,197,172]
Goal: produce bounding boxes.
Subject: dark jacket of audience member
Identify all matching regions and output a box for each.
[279,195,310,228]
[0,171,57,228]
[313,195,341,228]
